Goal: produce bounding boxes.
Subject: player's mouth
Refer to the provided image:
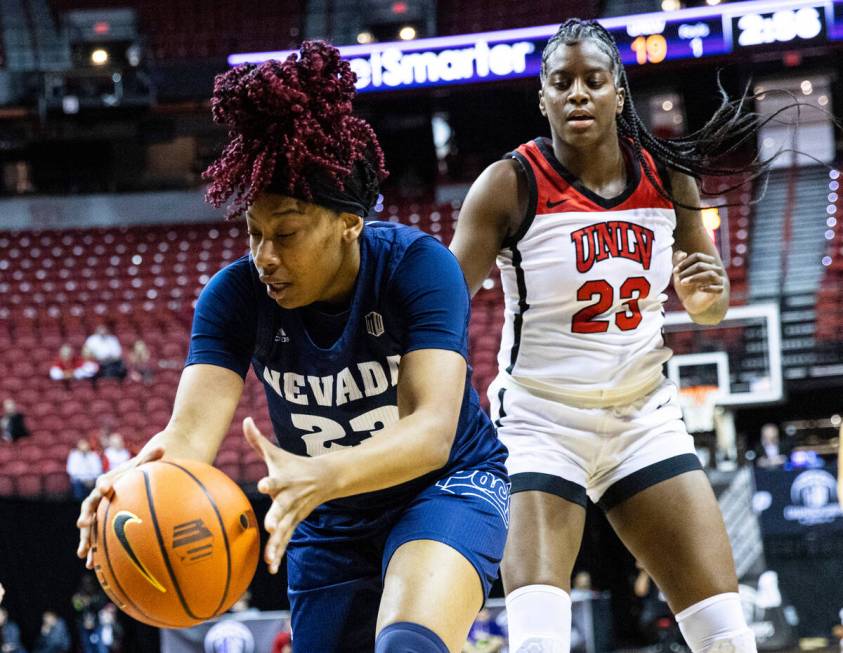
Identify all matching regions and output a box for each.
[263,281,291,300]
[566,112,595,129]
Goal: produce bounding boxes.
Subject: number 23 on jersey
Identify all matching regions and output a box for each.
[571,277,651,334]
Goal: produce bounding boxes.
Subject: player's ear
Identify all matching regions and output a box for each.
[616,86,625,115]
[340,213,364,242]
[538,89,547,117]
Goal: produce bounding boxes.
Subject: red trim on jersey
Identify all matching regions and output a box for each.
[515,137,674,215]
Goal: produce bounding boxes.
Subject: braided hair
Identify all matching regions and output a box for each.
[203,40,388,219]
[541,19,814,206]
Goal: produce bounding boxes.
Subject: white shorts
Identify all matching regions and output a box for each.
[488,375,701,511]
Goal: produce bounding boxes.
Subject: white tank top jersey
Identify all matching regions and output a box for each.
[494,137,677,407]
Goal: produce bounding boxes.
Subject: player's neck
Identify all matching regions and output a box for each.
[551,133,625,195]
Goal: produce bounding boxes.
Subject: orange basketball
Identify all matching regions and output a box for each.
[91,459,260,628]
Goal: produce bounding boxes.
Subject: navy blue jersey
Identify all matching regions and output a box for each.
[186,222,506,513]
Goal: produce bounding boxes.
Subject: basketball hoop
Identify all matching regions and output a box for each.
[679,385,719,433]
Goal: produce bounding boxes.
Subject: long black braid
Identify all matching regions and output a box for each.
[541,19,828,208]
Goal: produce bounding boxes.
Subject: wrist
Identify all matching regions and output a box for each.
[316,454,346,502]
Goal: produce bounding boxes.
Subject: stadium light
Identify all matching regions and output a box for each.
[706,0,722,5]
[662,0,681,10]
[399,26,417,40]
[357,31,375,44]
[91,48,109,65]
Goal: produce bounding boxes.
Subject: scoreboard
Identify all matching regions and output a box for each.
[604,0,836,66]
[229,0,843,93]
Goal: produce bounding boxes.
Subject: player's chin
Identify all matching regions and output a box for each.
[559,124,603,147]
[267,285,301,309]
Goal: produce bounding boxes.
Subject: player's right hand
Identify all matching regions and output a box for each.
[76,445,165,569]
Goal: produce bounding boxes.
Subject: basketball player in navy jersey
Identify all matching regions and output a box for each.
[76,41,509,653]
[451,19,774,653]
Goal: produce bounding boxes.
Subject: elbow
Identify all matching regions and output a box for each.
[421,413,458,471]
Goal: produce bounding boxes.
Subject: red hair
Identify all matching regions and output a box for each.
[203,40,387,218]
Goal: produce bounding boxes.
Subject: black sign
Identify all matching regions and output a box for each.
[753,465,843,537]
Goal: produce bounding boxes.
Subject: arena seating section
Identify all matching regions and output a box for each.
[0,176,761,497]
[435,0,598,35]
[817,170,843,341]
[47,0,302,61]
[36,0,598,63]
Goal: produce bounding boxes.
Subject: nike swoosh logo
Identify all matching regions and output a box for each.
[113,511,167,593]
[546,198,568,209]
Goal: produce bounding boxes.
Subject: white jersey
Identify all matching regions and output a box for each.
[494,137,676,406]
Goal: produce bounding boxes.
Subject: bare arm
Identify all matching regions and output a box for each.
[137,363,245,463]
[449,159,527,295]
[77,363,244,563]
[244,348,468,572]
[670,169,730,325]
[324,348,465,494]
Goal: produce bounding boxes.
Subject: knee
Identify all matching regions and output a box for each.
[676,593,756,653]
[502,564,572,594]
[375,622,449,653]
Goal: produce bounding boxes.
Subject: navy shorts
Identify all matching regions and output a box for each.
[285,466,510,652]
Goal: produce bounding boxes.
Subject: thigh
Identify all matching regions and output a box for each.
[490,380,592,593]
[286,532,384,652]
[378,539,483,653]
[502,490,586,594]
[377,467,510,652]
[607,470,738,614]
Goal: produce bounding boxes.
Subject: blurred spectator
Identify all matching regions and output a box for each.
[271,620,292,653]
[756,423,789,468]
[838,427,842,517]
[84,325,126,381]
[0,606,26,653]
[463,608,504,653]
[72,576,107,653]
[271,631,291,653]
[127,340,154,384]
[1,400,29,443]
[49,345,84,388]
[573,570,592,590]
[0,582,4,604]
[77,347,100,383]
[94,604,122,653]
[632,561,678,646]
[32,611,70,653]
[832,609,843,653]
[67,440,103,501]
[229,590,259,616]
[103,434,130,472]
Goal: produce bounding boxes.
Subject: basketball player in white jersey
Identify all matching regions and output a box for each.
[451,19,770,653]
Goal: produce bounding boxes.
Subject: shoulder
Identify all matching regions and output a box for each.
[462,158,529,235]
[202,254,259,300]
[363,221,431,265]
[364,220,427,246]
[476,158,526,197]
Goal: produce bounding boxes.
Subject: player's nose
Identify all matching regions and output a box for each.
[253,239,281,272]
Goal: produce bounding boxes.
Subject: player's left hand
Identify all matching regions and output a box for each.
[243,417,332,575]
[672,250,726,314]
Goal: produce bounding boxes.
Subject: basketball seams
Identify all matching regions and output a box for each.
[143,469,203,621]
[159,460,234,618]
[100,496,182,628]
